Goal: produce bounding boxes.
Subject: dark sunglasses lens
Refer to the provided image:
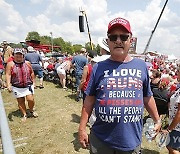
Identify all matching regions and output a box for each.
[109,35,118,41]
[108,35,129,41]
[120,35,129,41]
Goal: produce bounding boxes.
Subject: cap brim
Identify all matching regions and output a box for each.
[14,52,23,54]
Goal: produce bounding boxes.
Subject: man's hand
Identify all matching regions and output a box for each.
[78,129,89,149]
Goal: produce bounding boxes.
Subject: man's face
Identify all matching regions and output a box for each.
[107,27,131,58]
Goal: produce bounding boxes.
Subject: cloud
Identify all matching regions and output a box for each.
[0,0,179,57]
[0,0,28,42]
[30,0,43,4]
[123,0,180,56]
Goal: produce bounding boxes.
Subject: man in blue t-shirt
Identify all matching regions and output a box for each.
[25,46,44,89]
[72,48,88,101]
[78,17,162,154]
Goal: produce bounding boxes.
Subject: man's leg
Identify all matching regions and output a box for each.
[38,70,44,88]
[33,70,37,88]
[75,74,82,101]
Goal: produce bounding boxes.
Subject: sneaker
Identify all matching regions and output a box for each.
[30,111,38,118]
[21,115,27,122]
[75,97,80,102]
[39,85,44,89]
[63,87,67,90]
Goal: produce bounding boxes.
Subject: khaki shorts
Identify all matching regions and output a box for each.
[89,131,141,154]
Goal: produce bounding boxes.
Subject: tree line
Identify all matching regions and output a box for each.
[10,31,101,54]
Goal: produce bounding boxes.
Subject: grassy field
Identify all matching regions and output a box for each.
[1,81,168,154]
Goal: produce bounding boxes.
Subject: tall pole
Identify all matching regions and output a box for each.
[50,32,53,52]
[80,9,93,50]
[143,0,168,54]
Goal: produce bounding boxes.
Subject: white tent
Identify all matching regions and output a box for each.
[168,54,177,61]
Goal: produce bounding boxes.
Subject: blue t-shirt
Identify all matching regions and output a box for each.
[85,58,152,151]
[72,55,88,75]
[25,52,43,70]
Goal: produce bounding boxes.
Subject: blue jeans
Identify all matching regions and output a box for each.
[75,74,82,99]
[33,70,43,78]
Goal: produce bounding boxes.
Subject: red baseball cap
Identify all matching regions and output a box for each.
[107,17,132,34]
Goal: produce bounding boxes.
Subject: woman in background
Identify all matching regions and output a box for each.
[162,66,180,154]
[6,48,38,122]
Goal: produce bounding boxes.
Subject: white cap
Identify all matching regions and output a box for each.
[14,48,24,54]
[27,46,36,52]
[98,37,110,52]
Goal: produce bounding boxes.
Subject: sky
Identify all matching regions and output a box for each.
[0,0,180,57]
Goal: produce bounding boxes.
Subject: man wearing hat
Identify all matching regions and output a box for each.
[25,46,44,89]
[79,17,161,153]
[71,48,88,102]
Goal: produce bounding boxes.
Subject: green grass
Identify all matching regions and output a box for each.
[1,81,168,154]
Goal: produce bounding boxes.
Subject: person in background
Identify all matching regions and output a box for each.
[97,37,110,60]
[71,48,88,102]
[152,78,170,117]
[0,51,5,88]
[2,41,13,68]
[56,59,72,89]
[79,50,97,102]
[6,48,38,122]
[25,46,44,89]
[150,70,161,90]
[79,17,161,154]
[162,66,180,154]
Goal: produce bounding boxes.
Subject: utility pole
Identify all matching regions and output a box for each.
[50,32,53,52]
[79,8,93,50]
[143,0,168,54]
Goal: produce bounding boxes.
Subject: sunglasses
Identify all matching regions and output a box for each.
[108,34,130,42]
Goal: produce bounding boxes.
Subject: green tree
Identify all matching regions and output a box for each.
[64,41,72,53]
[72,44,83,53]
[85,42,96,51]
[95,44,100,55]
[26,31,40,41]
[40,36,51,45]
[53,37,65,52]
[9,43,22,48]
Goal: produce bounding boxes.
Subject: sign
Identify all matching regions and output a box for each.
[129,37,137,54]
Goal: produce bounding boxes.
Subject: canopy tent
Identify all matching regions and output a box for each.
[168,54,177,61]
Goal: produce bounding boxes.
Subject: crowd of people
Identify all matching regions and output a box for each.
[0,17,180,154]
